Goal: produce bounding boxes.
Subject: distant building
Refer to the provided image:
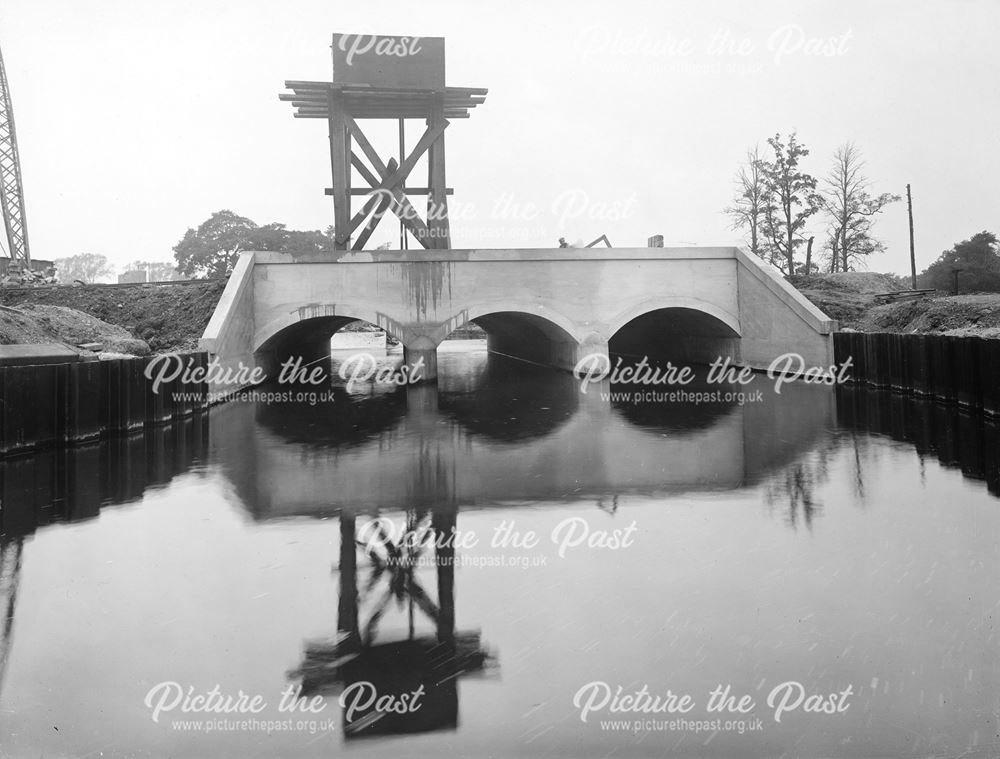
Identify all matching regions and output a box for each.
[118,269,148,283]
[0,257,54,276]
[118,263,185,283]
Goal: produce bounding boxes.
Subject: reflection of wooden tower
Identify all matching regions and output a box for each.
[280,34,487,252]
[289,509,494,738]
[0,538,23,698]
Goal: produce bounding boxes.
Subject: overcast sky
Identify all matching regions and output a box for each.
[2,0,997,276]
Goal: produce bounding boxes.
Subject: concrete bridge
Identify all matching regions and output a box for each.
[199,246,836,391]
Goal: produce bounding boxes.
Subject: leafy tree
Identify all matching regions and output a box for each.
[820,143,899,272]
[760,133,822,275]
[173,210,259,278]
[173,212,342,277]
[248,223,340,256]
[54,253,113,283]
[725,145,768,261]
[919,231,1000,292]
[283,229,340,255]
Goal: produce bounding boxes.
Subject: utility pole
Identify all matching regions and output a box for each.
[906,184,916,289]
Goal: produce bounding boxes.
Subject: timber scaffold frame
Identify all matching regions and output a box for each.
[280,82,487,251]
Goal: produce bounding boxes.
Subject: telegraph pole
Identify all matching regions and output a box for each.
[907,184,916,289]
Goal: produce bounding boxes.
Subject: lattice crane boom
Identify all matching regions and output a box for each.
[0,42,30,265]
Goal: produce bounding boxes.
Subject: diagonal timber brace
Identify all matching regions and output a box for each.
[327,105,451,251]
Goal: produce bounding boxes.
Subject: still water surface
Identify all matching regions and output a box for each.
[0,341,997,758]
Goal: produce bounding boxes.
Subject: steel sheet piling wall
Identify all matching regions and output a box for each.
[0,352,209,455]
[954,337,982,410]
[982,339,1000,417]
[68,362,103,442]
[909,335,931,396]
[0,417,210,541]
[834,333,1000,417]
[837,382,1000,498]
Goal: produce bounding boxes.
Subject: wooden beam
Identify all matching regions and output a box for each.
[350,153,380,188]
[285,81,487,95]
[345,118,448,236]
[348,158,398,239]
[295,111,471,119]
[395,119,449,185]
[346,118,388,175]
[325,187,454,196]
[389,189,433,248]
[327,89,350,249]
[426,93,450,249]
[353,189,394,250]
[298,110,472,119]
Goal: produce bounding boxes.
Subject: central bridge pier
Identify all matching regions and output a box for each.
[200,247,836,395]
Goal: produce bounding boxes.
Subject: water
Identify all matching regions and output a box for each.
[1,341,998,758]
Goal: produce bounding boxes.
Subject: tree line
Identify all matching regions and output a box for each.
[50,253,182,284]
[919,231,1000,293]
[724,133,899,276]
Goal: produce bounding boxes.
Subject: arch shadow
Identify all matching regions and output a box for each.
[436,352,579,444]
[440,306,582,373]
[610,306,741,366]
[255,310,405,381]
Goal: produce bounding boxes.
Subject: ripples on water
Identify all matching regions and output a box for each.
[0,341,997,758]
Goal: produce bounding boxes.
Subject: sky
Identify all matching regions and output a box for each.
[1,0,997,277]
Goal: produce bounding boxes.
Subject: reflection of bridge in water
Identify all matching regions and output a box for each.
[3,375,1000,735]
[209,361,838,520]
[213,362,839,740]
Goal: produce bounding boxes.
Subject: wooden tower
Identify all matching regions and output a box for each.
[281,34,487,251]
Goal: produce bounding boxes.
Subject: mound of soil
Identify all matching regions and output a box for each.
[785,273,1000,338]
[791,272,908,294]
[0,280,226,352]
[0,304,149,355]
[790,272,908,325]
[856,293,1000,335]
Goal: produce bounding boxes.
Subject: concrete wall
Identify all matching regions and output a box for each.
[199,247,836,393]
[734,248,837,369]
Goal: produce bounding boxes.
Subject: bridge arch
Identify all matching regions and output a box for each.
[439,302,583,372]
[254,302,417,354]
[253,303,412,380]
[609,297,742,366]
[608,296,740,339]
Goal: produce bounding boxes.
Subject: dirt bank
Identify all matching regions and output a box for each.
[0,304,149,356]
[791,272,1000,337]
[789,272,907,324]
[0,280,226,352]
[855,293,1000,338]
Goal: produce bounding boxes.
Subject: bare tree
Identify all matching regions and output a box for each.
[725,145,768,261]
[821,143,900,272]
